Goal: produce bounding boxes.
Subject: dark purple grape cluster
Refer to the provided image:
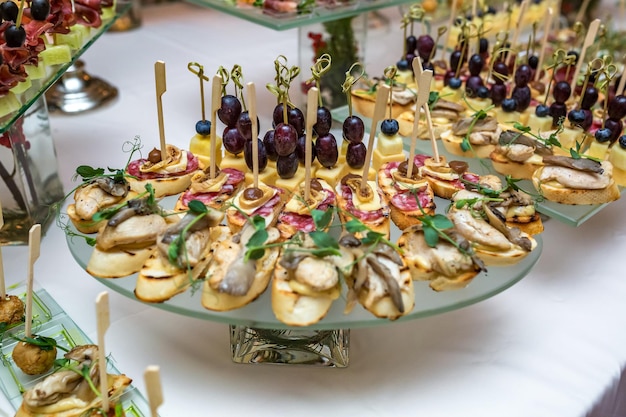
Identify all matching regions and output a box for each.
[219,95,245,155]
[549,81,571,127]
[601,95,626,144]
[399,33,436,75]
[465,54,485,98]
[270,103,307,179]
[510,64,531,112]
[342,115,365,169]
[490,61,508,106]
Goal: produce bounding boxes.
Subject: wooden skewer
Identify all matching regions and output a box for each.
[572,19,600,95]
[617,62,626,96]
[361,83,390,194]
[210,75,222,179]
[304,87,319,202]
[144,365,163,417]
[575,0,593,26]
[442,0,458,61]
[535,7,554,83]
[25,224,41,338]
[408,70,433,178]
[0,200,5,299]
[247,82,259,189]
[95,291,110,413]
[507,0,529,67]
[154,60,168,162]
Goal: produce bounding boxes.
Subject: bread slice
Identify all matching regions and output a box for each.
[225,185,286,234]
[398,225,484,291]
[67,186,138,234]
[335,179,390,238]
[531,163,621,205]
[134,226,227,303]
[440,129,496,159]
[201,227,280,312]
[489,149,543,180]
[271,257,340,326]
[351,89,411,119]
[377,162,436,230]
[16,371,131,417]
[127,169,199,198]
[87,244,156,278]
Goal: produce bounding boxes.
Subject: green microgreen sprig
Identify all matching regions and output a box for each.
[460,108,490,152]
[13,334,69,352]
[167,200,210,269]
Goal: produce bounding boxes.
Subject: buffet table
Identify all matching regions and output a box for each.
[2,2,626,416]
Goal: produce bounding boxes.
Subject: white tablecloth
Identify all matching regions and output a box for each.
[2,3,626,416]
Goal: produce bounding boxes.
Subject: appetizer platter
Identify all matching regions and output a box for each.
[0,285,153,415]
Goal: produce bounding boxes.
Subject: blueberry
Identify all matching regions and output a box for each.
[528,55,539,69]
[195,120,211,136]
[381,119,399,135]
[567,109,586,127]
[486,5,496,14]
[448,77,462,90]
[396,59,410,71]
[535,104,549,117]
[594,128,613,144]
[476,86,490,99]
[501,98,517,112]
[619,135,626,149]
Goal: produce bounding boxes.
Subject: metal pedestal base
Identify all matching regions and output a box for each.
[46,60,118,114]
[230,325,350,367]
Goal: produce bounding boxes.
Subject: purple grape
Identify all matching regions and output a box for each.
[416,34,435,61]
[346,142,366,169]
[552,81,572,103]
[222,126,245,155]
[315,133,338,169]
[296,135,316,165]
[288,106,305,136]
[236,111,260,141]
[218,95,242,127]
[405,35,417,54]
[492,61,509,85]
[342,116,365,143]
[514,64,532,86]
[244,138,268,172]
[549,102,567,126]
[449,50,463,72]
[272,103,285,127]
[479,38,489,54]
[465,76,484,98]
[274,123,297,156]
[314,106,332,137]
[490,84,507,106]
[512,85,531,111]
[263,129,278,161]
[468,54,484,76]
[276,152,299,179]
[604,118,623,143]
[608,95,626,119]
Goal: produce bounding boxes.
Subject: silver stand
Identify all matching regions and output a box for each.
[46,60,118,114]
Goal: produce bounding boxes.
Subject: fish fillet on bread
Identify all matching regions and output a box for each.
[67,176,137,234]
[398,222,486,291]
[135,206,224,303]
[337,234,414,320]
[489,130,553,180]
[447,196,537,266]
[15,345,131,417]
[174,167,245,212]
[440,114,502,158]
[531,155,620,205]
[201,222,280,312]
[271,234,345,326]
[86,192,171,279]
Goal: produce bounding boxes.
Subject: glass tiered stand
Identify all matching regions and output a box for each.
[57,0,547,368]
[0,2,131,245]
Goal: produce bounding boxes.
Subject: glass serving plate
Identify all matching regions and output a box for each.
[63,194,542,366]
[183,0,445,31]
[0,284,153,415]
[331,105,617,226]
[0,1,132,134]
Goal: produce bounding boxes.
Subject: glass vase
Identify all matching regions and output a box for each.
[0,96,64,245]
